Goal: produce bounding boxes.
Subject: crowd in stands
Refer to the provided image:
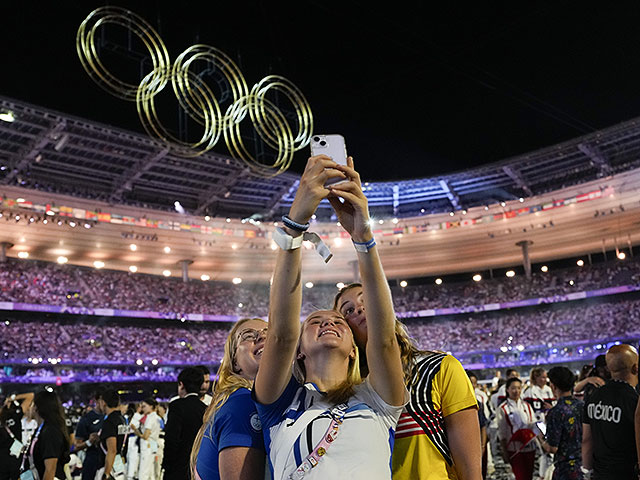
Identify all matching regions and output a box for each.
[2,295,638,372]
[1,256,639,317]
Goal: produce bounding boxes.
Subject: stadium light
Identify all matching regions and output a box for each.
[500,202,506,207]
[449,212,454,217]
[226,218,231,223]
[204,215,211,222]
[473,274,482,282]
[435,278,443,285]
[378,219,384,225]
[136,359,143,365]
[232,277,242,285]
[162,270,171,277]
[93,260,105,269]
[18,251,29,259]
[305,282,314,289]
[519,197,525,203]
[0,111,16,122]
[129,265,138,273]
[334,237,343,247]
[57,256,68,264]
[506,270,515,278]
[541,265,549,273]
[569,280,575,286]
[617,251,626,260]
[238,303,244,308]
[130,244,137,251]
[151,359,159,365]
[576,259,584,267]
[201,274,210,281]
[392,218,399,224]
[271,242,278,250]
[164,246,171,254]
[400,280,408,288]
[336,282,345,289]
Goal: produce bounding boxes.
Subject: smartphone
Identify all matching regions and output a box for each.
[310,134,348,186]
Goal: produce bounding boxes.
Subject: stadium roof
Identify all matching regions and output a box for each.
[3,95,640,221]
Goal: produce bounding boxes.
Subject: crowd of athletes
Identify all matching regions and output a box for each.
[2,353,639,480]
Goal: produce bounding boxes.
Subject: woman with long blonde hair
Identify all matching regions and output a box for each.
[191,317,268,480]
[253,155,407,479]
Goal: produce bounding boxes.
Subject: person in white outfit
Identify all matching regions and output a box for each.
[522,368,555,480]
[497,377,537,480]
[131,398,161,480]
[126,404,143,480]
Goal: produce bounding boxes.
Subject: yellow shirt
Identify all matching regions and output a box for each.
[392,353,477,480]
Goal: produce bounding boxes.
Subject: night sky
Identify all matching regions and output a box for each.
[3,1,640,181]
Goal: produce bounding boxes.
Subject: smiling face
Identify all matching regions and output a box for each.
[299,310,356,363]
[233,319,268,381]
[336,286,368,349]
[534,371,548,388]
[507,380,522,401]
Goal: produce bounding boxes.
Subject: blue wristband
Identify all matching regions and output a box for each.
[282,215,310,232]
[352,237,376,252]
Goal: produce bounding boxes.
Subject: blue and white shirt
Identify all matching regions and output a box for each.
[255,376,405,480]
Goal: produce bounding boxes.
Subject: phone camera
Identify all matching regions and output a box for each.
[313,136,320,142]
[320,140,327,146]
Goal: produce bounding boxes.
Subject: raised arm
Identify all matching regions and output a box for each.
[253,155,345,404]
[328,158,405,406]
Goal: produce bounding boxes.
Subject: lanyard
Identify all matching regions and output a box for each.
[21,422,43,472]
[289,403,349,480]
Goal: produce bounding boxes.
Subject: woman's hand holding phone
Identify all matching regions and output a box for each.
[288,155,345,225]
[327,157,373,243]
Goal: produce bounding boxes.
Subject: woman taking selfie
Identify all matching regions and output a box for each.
[253,155,407,479]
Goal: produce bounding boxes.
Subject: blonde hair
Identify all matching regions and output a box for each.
[190,318,266,479]
[333,283,438,384]
[294,311,362,405]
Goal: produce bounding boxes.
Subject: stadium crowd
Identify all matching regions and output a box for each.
[1,256,639,317]
[2,296,638,368]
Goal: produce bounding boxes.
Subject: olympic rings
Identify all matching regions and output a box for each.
[76,7,313,175]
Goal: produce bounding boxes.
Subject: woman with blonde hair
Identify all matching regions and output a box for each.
[253,155,407,479]
[191,317,267,480]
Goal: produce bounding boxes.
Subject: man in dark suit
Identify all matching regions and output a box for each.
[162,367,206,480]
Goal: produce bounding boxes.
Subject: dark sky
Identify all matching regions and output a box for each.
[3,1,640,181]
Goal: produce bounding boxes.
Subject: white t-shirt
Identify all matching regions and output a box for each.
[140,411,161,452]
[256,377,406,480]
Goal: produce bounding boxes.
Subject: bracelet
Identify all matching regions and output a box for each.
[282,215,310,232]
[352,237,376,253]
